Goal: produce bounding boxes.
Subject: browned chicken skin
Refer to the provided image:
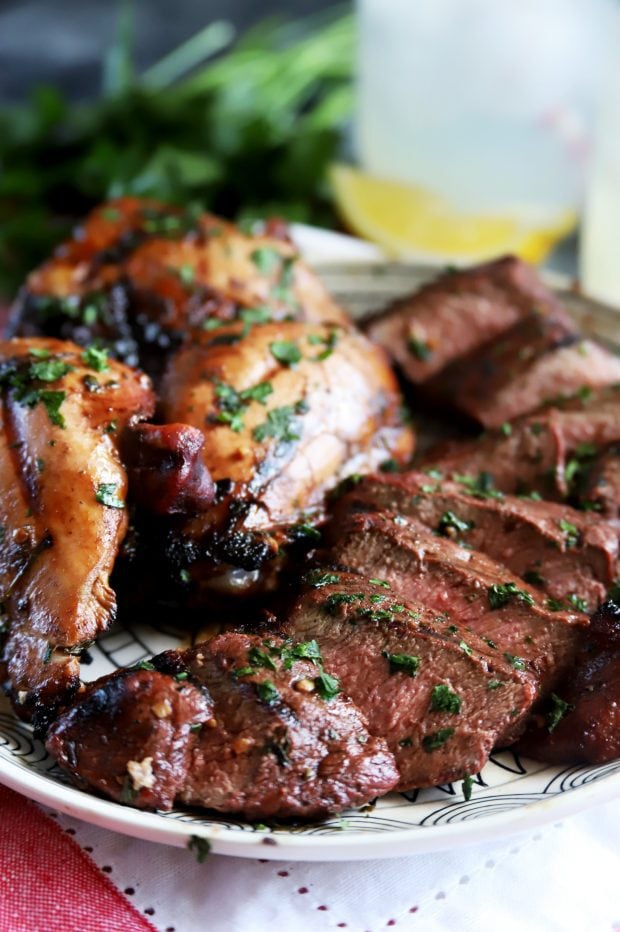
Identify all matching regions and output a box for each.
[149,317,414,597]
[10,197,347,380]
[0,337,154,729]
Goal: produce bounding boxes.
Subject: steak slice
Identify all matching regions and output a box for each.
[325,510,583,697]
[517,601,620,764]
[423,297,620,428]
[47,633,399,819]
[581,445,620,519]
[281,572,535,790]
[423,385,620,498]
[46,669,211,810]
[365,256,563,384]
[332,472,618,612]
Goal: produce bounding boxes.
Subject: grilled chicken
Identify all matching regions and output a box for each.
[10,197,347,381]
[0,337,154,730]
[147,317,414,598]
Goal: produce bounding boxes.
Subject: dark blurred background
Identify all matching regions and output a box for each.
[0,0,334,100]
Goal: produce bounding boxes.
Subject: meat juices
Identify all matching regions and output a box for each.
[47,632,399,818]
[281,573,536,790]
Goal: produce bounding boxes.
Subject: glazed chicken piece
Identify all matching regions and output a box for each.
[0,337,154,730]
[10,197,347,381]
[135,318,414,599]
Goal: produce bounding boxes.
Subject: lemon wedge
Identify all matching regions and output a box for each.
[330,164,576,265]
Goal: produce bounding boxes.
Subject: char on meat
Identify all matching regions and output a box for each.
[280,572,536,789]
[365,256,564,384]
[517,600,620,765]
[47,632,399,819]
[423,385,620,500]
[9,198,347,382]
[0,337,154,730]
[322,509,583,699]
[331,471,619,613]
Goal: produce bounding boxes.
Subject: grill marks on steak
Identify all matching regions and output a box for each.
[517,601,620,765]
[46,632,399,819]
[281,574,535,790]
[365,256,563,384]
[332,472,618,612]
[423,386,620,499]
[324,510,582,700]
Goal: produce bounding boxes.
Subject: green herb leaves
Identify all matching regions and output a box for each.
[546,693,573,732]
[437,511,474,536]
[382,651,421,677]
[270,340,302,366]
[422,728,455,752]
[314,671,341,701]
[558,518,580,549]
[95,482,125,509]
[81,345,110,372]
[187,835,211,864]
[430,684,461,714]
[488,582,535,610]
[253,401,307,444]
[212,378,274,432]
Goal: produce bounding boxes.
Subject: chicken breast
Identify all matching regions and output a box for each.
[0,337,154,730]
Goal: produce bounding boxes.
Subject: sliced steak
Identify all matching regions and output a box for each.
[423,298,620,428]
[581,445,620,519]
[46,669,211,810]
[281,572,536,790]
[423,385,620,498]
[365,256,563,384]
[325,510,583,698]
[47,633,399,819]
[332,472,618,612]
[517,601,620,764]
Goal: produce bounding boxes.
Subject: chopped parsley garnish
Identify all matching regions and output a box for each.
[314,671,341,701]
[430,684,461,714]
[462,774,475,801]
[382,651,421,677]
[546,597,565,612]
[248,647,277,671]
[95,482,125,509]
[458,639,473,656]
[422,728,455,752]
[324,592,365,613]
[369,578,390,588]
[437,511,474,536]
[288,522,321,543]
[250,246,283,275]
[270,340,302,367]
[256,681,280,704]
[567,593,588,613]
[499,422,512,436]
[212,378,273,432]
[546,693,573,732]
[308,328,339,362]
[291,640,322,663]
[407,337,431,361]
[304,570,340,588]
[28,358,72,382]
[233,666,255,678]
[523,570,545,587]
[454,471,503,500]
[133,660,156,671]
[558,518,580,548]
[488,582,535,610]
[187,835,211,864]
[81,345,109,372]
[487,680,505,690]
[253,403,305,444]
[503,652,526,670]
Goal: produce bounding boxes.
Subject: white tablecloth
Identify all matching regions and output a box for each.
[44,799,620,932]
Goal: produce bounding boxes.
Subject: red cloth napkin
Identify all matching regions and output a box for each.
[0,785,156,932]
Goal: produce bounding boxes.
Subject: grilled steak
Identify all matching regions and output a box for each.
[10,197,347,382]
[0,337,154,730]
[325,510,583,697]
[365,256,563,384]
[423,385,620,498]
[46,668,211,810]
[582,445,620,519]
[332,472,618,612]
[47,632,399,819]
[517,601,620,764]
[281,572,536,789]
[423,300,620,428]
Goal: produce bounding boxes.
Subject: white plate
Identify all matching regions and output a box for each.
[1,227,619,861]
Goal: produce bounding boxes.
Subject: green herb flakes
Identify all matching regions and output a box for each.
[95,482,125,509]
[422,728,455,752]
[188,835,211,864]
[382,651,421,677]
[430,684,461,714]
[488,582,535,610]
